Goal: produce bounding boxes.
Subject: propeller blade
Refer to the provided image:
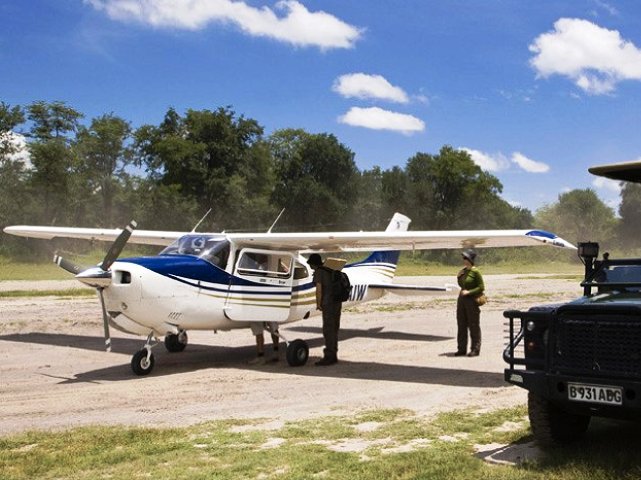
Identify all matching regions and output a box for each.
[100,220,137,271]
[74,267,112,288]
[97,288,112,352]
[53,254,85,275]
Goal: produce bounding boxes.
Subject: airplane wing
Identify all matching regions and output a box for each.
[224,229,576,252]
[2,226,183,246]
[3,225,575,251]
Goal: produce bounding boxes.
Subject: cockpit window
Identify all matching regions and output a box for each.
[159,235,230,268]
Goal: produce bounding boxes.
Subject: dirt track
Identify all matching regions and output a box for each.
[0,274,581,436]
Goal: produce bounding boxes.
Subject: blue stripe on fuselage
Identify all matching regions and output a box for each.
[118,255,258,287]
[347,250,400,267]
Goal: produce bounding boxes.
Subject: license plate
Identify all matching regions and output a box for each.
[568,383,623,406]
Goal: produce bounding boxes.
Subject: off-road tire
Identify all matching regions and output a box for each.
[528,392,591,447]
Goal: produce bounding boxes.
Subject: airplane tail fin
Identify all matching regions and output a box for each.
[345,213,410,281]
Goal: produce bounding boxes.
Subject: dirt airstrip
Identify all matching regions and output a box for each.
[0,274,580,436]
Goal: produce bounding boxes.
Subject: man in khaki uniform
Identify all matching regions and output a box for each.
[455,249,485,357]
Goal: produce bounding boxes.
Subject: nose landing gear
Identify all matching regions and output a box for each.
[131,332,158,376]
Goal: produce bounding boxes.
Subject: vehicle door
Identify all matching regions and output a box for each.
[224,248,295,322]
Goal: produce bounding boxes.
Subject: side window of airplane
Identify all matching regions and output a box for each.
[237,251,293,279]
[200,239,230,268]
[293,262,309,280]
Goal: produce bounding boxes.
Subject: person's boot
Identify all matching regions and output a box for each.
[315,356,337,366]
[454,351,466,357]
[467,350,480,357]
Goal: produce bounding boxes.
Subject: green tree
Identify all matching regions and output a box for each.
[26,101,83,224]
[135,107,274,230]
[349,167,387,230]
[381,166,409,222]
[535,189,616,245]
[75,114,133,226]
[0,103,29,253]
[270,129,358,229]
[618,182,641,249]
[405,146,503,229]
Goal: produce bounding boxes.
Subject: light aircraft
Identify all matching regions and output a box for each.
[3,213,575,375]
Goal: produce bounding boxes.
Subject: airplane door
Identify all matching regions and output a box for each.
[224,248,295,322]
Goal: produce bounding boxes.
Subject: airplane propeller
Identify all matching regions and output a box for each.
[53,254,85,275]
[101,220,137,271]
[53,220,137,352]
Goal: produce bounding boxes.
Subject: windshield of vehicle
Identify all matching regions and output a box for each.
[603,265,641,285]
[159,235,230,268]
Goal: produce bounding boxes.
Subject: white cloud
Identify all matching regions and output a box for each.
[512,152,550,173]
[529,18,641,94]
[592,0,619,17]
[459,148,510,172]
[592,175,622,194]
[338,107,425,135]
[332,73,409,103]
[0,132,31,169]
[86,0,362,50]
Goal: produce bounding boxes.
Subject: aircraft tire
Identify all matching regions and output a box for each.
[165,332,188,352]
[131,349,155,376]
[286,339,309,367]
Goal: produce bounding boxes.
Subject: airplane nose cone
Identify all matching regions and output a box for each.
[75,267,112,288]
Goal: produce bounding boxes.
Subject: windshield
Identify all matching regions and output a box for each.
[159,235,230,268]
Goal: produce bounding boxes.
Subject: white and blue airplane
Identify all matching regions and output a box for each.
[3,213,574,375]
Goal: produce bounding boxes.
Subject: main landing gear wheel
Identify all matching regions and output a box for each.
[165,332,188,352]
[286,339,309,367]
[131,349,155,376]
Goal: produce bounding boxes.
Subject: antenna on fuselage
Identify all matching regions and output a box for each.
[267,208,286,233]
[191,208,212,233]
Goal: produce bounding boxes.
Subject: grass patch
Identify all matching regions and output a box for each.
[1,257,583,281]
[0,262,70,281]
[396,261,583,276]
[0,289,95,298]
[3,406,641,479]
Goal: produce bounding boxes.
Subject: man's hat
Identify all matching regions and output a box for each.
[462,249,477,264]
[307,253,323,266]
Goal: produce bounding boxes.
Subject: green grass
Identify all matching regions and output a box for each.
[0,261,71,281]
[0,289,95,298]
[3,407,641,480]
[396,260,583,276]
[0,258,582,281]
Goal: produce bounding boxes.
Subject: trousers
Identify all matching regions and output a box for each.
[456,295,481,353]
[321,301,342,359]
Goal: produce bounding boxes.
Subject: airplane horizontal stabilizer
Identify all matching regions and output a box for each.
[367,283,457,297]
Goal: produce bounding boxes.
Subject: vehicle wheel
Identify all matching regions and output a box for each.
[286,339,309,367]
[165,332,188,352]
[528,392,590,447]
[131,349,155,376]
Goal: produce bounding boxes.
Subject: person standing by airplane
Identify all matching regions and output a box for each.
[249,322,280,364]
[308,253,341,366]
[455,249,485,357]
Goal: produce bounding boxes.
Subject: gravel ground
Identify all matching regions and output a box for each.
[0,274,581,436]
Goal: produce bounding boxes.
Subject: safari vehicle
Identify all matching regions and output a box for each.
[504,159,641,446]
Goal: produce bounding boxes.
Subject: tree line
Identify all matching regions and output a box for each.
[0,101,638,260]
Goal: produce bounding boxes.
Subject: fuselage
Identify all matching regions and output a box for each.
[100,235,398,338]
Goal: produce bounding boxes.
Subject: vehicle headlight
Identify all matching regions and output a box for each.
[526,320,536,332]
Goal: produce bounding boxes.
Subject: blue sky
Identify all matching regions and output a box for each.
[2,0,641,214]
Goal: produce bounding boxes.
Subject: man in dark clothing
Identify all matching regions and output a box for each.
[308,253,341,366]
